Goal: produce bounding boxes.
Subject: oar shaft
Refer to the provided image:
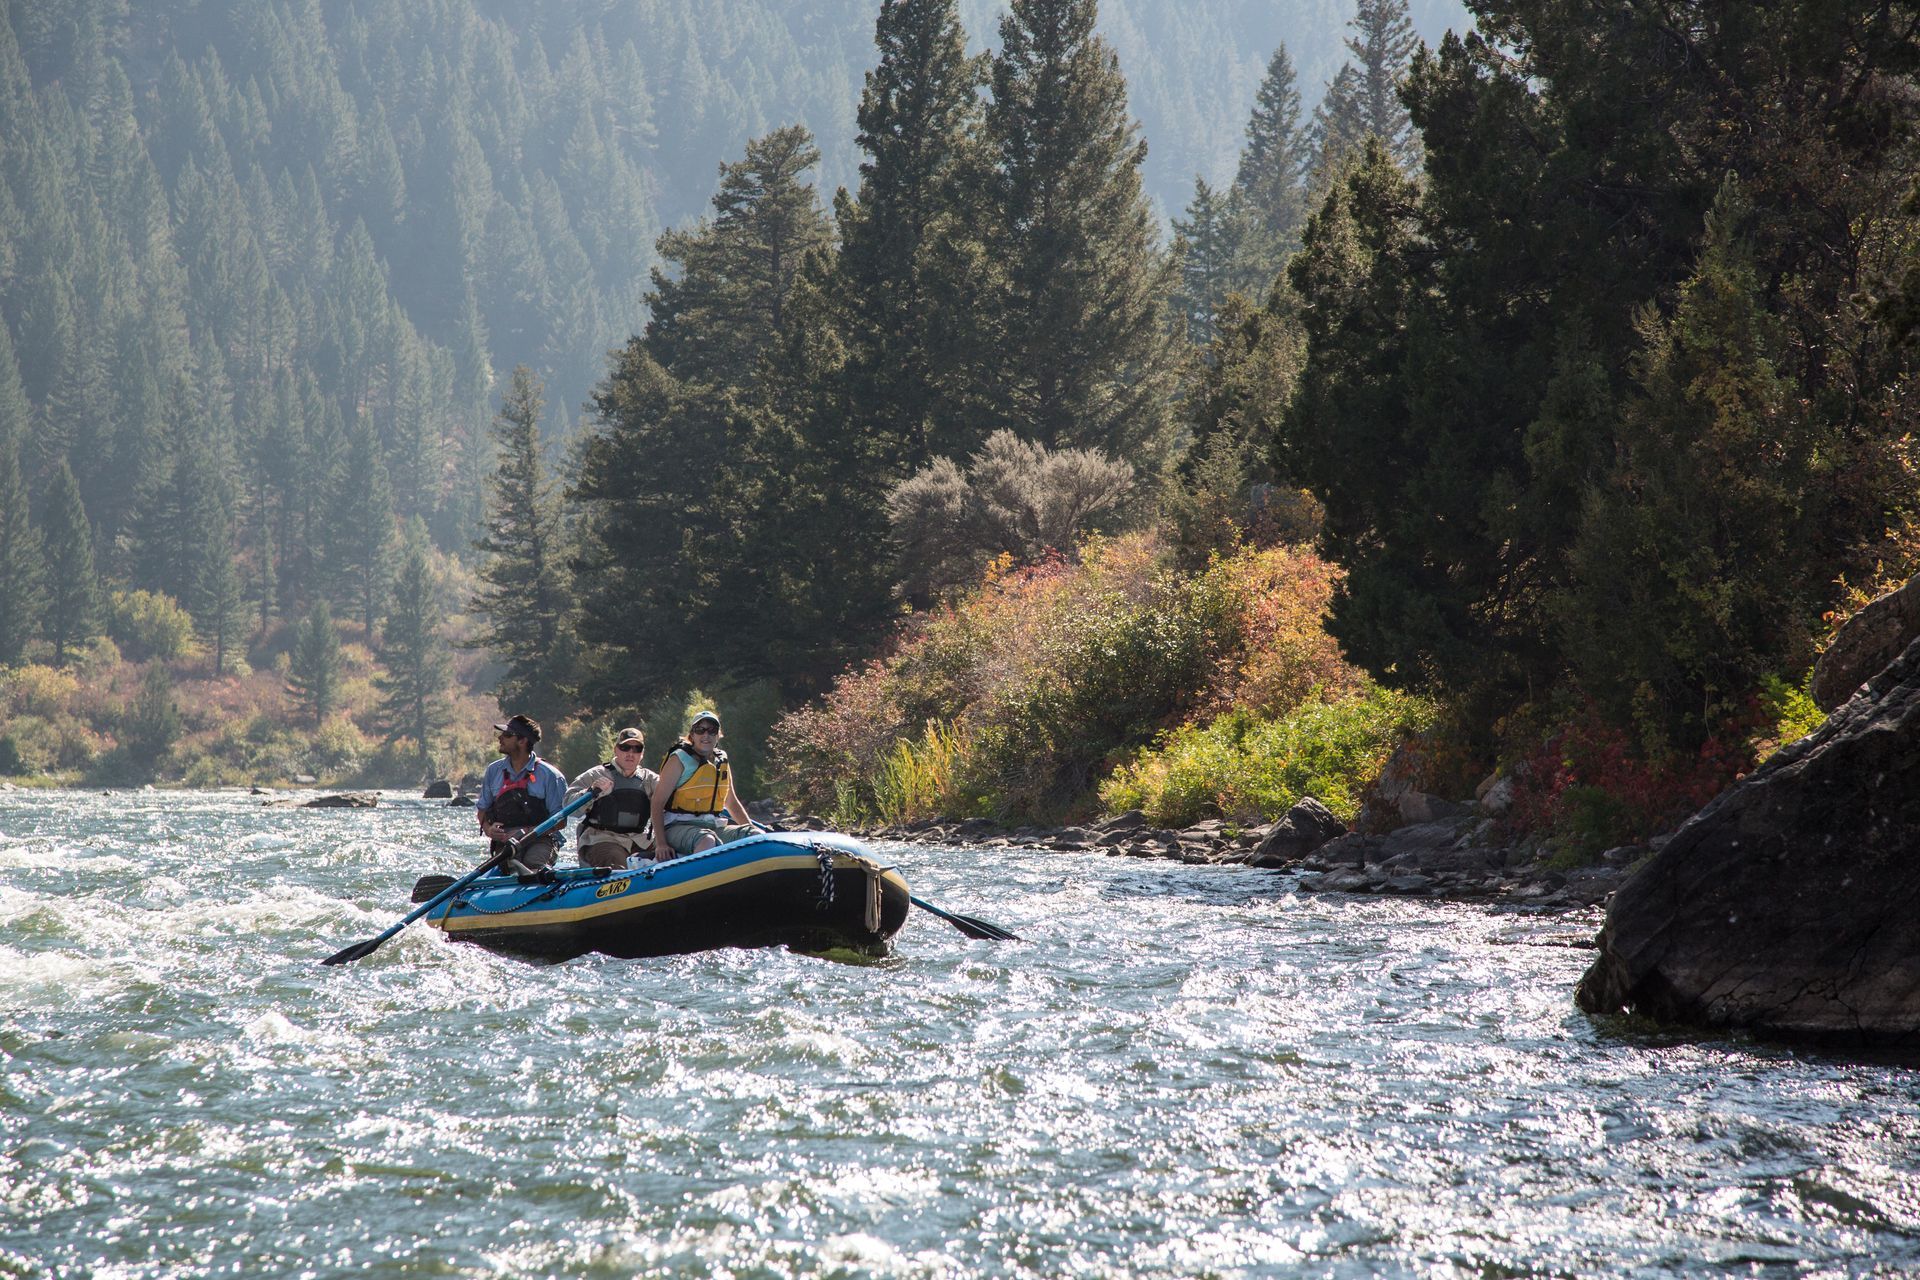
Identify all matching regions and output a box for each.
[322,790,592,966]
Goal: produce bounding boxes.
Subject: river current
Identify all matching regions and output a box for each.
[2,788,1917,1278]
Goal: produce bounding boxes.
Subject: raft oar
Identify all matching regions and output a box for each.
[320,792,592,966]
[907,894,1018,941]
[750,820,1018,942]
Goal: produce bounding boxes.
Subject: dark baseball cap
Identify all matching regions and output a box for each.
[492,714,541,743]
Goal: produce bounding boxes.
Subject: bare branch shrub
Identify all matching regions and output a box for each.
[887,430,1134,599]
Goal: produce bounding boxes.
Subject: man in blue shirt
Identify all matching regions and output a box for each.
[475,714,569,873]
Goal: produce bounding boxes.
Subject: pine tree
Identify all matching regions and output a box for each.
[0,438,45,665]
[327,415,395,643]
[1171,177,1261,346]
[191,503,249,677]
[287,598,341,725]
[645,126,834,391]
[572,130,833,703]
[1234,45,1310,251]
[1346,0,1422,170]
[981,0,1179,460]
[376,521,453,756]
[38,457,101,665]
[831,0,989,470]
[123,661,183,767]
[1308,64,1368,189]
[470,366,573,727]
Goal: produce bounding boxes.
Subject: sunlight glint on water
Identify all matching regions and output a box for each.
[2,788,1917,1278]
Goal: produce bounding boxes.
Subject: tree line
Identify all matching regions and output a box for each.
[470,0,1416,748]
[477,0,1918,784]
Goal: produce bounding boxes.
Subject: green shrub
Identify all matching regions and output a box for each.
[1100,684,1436,826]
[309,719,372,777]
[1756,672,1826,754]
[0,715,55,775]
[108,591,197,662]
[3,665,80,717]
[870,720,975,825]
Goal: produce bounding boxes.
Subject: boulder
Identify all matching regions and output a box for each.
[1810,575,1920,711]
[1476,776,1516,818]
[301,791,379,809]
[423,779,454,799]
[448,793,476,808]
[1577,635,1920,1045]
[1247,797,1347,867]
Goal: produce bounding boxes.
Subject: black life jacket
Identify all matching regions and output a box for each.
[488,766,551,829]
[584,763,652,834]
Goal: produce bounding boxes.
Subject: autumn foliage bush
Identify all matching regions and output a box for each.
[1501,705,1760,861]
[768,533,1372,824]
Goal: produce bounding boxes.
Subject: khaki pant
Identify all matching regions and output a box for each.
[578,834,641,869]
[490,835,556,871]
[663,821,754,857]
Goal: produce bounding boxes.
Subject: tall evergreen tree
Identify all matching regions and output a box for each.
[645,126,834,391]
[572,130,833,704]
[287,598,341,726]
[1171,177,1262,346]
[1233,45,1310,252]
[831,0,990,470]
[1345,0,1422,170]
[327,415,395,643]
[980,0,1179,460]
[0,437,45,665]
[375,520,453,757]
[38,457,102,665]
[1308,64,1368,189]
[189,487,249,678]
[471,365,573,726]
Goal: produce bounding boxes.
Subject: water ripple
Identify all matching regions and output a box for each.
[2,789,1917,1277]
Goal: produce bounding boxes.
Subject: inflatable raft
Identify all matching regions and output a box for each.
[423,830,910,961]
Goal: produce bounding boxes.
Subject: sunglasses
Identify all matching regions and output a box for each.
[691,726,718,735]
[616,743,644,752]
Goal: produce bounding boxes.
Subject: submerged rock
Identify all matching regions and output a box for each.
[301,792,380,809]
[1576,635,1920,1045]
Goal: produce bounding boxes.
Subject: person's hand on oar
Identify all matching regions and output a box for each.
[320,791,594,966]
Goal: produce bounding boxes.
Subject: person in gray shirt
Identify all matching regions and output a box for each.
[565,727,659,868]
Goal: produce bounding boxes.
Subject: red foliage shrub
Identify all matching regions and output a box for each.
[1503,705,1759,855]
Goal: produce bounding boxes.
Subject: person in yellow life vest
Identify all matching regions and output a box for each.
[650,710,754,860]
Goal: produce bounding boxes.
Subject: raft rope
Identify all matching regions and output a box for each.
[452,878,572,916]
[813,845,836,911]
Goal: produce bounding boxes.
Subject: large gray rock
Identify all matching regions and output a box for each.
[1247,797,1346,866]
[1576,635,1920,1045]
[1810,575,1920,711]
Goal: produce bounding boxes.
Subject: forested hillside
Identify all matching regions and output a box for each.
[5,0,1914,864]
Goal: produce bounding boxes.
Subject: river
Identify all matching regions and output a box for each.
[3,788,1917,1278]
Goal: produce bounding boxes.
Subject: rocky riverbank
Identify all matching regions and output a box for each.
[762,799,1632,913]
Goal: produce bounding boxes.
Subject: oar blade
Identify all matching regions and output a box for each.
[411,874,457,903]
[949,912,1019,941]
[910,895,1018,941]
[320,937,384,966]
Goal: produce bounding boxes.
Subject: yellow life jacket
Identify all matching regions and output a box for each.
[664,744,730,818]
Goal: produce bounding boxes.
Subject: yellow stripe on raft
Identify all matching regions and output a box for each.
[430,854,907,935]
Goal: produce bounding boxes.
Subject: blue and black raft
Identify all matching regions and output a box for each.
[423,830,911,961]
[321,795,1013,966]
